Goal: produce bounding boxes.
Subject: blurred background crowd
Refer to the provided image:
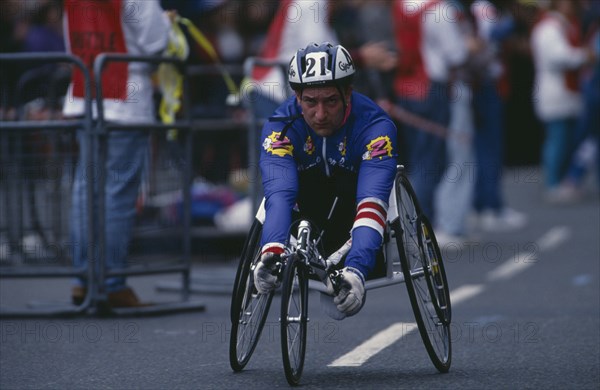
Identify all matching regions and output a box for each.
[1,0,598,243]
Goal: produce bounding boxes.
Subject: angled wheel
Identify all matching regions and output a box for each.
[394,172,452,373]
[229,220,274,372]
[280,254,308,386]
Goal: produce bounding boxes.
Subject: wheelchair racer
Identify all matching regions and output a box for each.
[254,42,398,316]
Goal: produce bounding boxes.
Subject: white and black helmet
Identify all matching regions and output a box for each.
[288,42,355,90]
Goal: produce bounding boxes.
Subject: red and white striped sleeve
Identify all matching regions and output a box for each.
[261,242,286,256]
[352,197,388,237]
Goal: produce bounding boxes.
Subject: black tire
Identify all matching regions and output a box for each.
[395,173,452,373]
[280,254,308,386]
[418,216,452,325]
[229,220,274,372]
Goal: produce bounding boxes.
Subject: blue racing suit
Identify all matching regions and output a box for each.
[259,91,398,277]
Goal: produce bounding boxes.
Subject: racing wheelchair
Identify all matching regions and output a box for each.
[229,166,451,386]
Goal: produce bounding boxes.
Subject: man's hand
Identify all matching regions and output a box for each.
[165,9,179,23]
[333,267,366,316]
[358,41,397,72]
[253,252,281,294]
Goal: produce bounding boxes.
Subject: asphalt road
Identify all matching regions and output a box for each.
[1,167,599,389]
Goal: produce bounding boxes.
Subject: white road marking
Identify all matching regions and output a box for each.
[536,226,571,251]
[487,226,571,282]
[328,322,418,367]
[450,284,485,305]
[329,226,570,367]
[486,253,538,281]
[329,284,485,367]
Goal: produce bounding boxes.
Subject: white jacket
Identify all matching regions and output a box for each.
[530,12,587,121]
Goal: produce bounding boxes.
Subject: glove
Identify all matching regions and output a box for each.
[333,267,366,316]
[253,252,281,294]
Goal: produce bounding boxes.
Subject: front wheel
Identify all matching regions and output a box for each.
[280,254,308,386]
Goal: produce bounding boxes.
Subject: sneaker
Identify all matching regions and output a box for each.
[544,184,584,205]
[479,208,527,232]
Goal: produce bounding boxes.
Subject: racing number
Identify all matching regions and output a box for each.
[305,56,326,77]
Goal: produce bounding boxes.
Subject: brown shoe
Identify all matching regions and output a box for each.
[107,287,152,308]
[72,286,87,306]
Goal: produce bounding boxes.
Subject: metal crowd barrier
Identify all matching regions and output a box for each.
[1,52,265,316]
[0,52,95,316]
[92,53,205,316]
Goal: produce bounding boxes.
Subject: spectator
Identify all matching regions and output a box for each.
[469,0,527,232]
[248,0,396,119]
[434,0,477,244]
[390,0,468,220]
[63,0,174,308]
[530,0,595,202]
[19,0,66,118]
[552,4,600,202]
[248,0,338,119]
[0,1,41,118]
[329,0,397,99]
[502,0,545,166]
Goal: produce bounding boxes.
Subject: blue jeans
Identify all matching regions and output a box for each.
[542,118,578,188]
[397,82,450,220]
[71,130,148,292]
[473,81,504,212]
[566,69,600,185]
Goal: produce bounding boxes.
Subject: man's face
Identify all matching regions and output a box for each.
[296,85,351,137]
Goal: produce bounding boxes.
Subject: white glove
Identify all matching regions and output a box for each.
[253,252,281,294]
[333,267,366,316]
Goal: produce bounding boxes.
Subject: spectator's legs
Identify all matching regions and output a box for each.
[563,70,600,188]
[71,130,92,289]
[473,81,504,212]
[435,82,475,237]
[399,82,449,220]
[542,118,573,189]
[103,131,148,292]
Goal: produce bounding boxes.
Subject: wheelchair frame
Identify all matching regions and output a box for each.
[229,166,452,386]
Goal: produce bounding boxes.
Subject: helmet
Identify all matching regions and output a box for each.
[288,42,355,90]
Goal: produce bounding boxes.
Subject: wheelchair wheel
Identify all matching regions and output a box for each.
[280,253,308,386]
[229,220,274,372]
[394,173,452,373]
